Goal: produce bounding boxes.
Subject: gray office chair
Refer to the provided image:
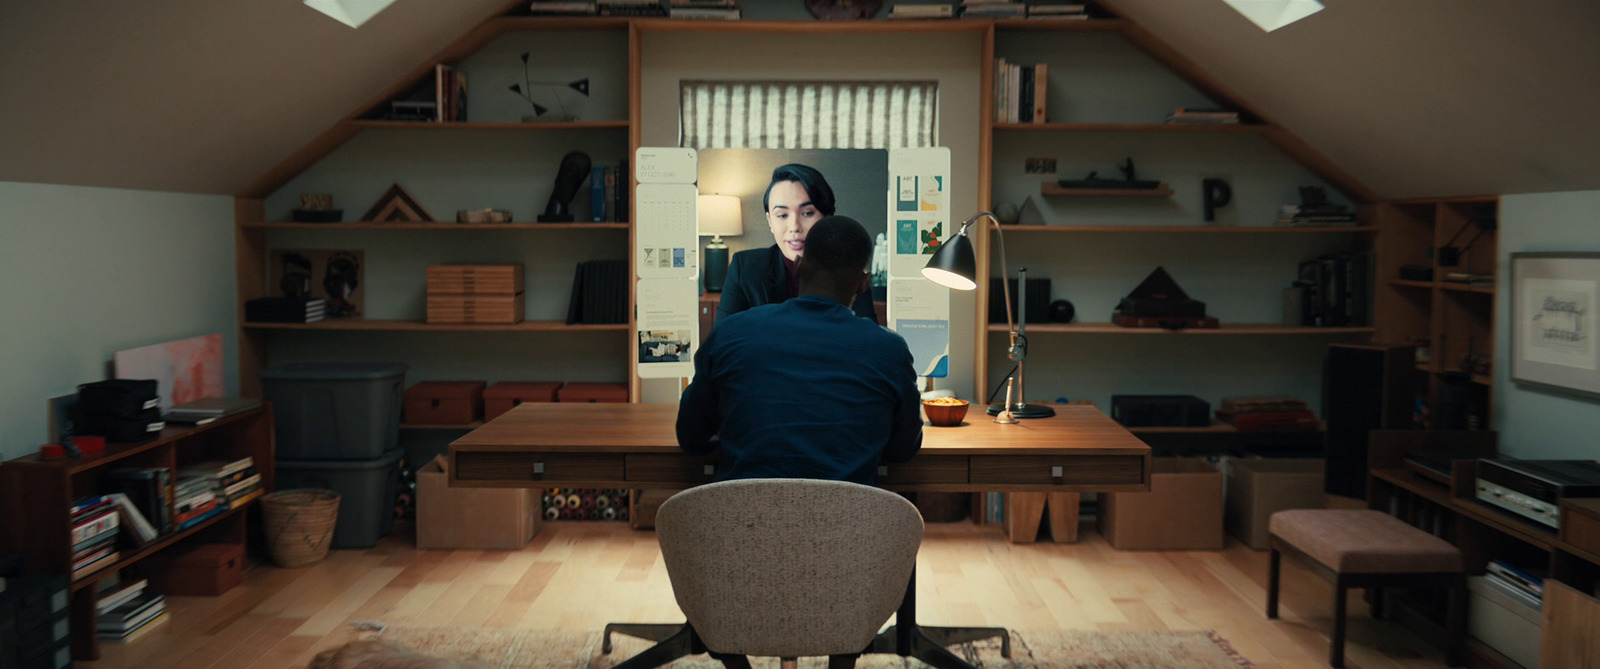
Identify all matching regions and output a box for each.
[603,478,923,668]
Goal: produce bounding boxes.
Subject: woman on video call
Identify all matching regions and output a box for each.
[715,163,878,324]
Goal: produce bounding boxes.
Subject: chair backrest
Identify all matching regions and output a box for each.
[655,478,924,658]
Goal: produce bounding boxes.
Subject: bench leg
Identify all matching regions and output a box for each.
[1266,547,1281,619]
[1446,575,1466,667]
[1330,574,1348,669]
[1367,586,1384,620]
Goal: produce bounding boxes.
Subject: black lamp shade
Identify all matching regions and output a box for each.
[921,231,978,291]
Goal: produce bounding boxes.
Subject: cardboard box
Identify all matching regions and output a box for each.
[416,456,539,549]
[484,382,562,421]
[149,543,245,596]
[1225,458,1326,550]
[1098,458,1224,550]
[403,381,486,424]
[629,489,679,530]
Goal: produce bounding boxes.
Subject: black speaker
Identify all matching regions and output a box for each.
[1323,343,1416,500]
[988,278,1051,325]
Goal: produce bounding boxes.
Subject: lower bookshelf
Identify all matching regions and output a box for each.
[0,405,275,661]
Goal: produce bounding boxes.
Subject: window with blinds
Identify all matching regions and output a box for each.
[679,80,938,150]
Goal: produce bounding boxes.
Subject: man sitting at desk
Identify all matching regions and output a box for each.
[677,214,922,484]
[676,215,921,668]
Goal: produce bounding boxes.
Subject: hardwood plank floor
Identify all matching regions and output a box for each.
[84,520,1456,669]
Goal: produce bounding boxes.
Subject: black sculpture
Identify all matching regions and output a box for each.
[539,151,593,223]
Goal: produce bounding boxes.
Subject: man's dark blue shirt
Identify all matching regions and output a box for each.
[676,294,923,484]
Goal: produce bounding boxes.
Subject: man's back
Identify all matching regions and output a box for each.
[677,294,922,484]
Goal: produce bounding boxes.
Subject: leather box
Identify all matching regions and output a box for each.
[426,263,524,295]
[557,382,629,403]
[484,382,563,421]
[417,457,538,549]
[404,381,486,424]
[426,294,525,324]
[149,543,245,596]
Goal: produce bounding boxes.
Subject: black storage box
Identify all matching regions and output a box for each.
[78,409,164,442]
[1111,395,1211,427]
[989,278,1052,325]
[77,379,159,418]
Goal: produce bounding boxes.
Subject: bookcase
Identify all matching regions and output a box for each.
[0,406,275,661]
[236,20,639,407]
[1373,195,1499,430]
[973,20,1379,447]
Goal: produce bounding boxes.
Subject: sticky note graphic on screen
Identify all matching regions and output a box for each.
[921,175,943,211]
[897,176,918,212]
[897,220,919,254]
[897,319,950,377]
[920,220,944,255]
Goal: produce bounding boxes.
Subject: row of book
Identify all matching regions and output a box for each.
[71,497,123,579]
[1289,251,1375,328]
[1485,559,1544,609]
[1166,107,1241,125]
[567,259,630,325]
[176,457,265,529]
[589,159,630,223]
[96,578,168,643]
[1276,202,1360,226]
[245,297,326,324]
[994,58,1047,124]
[1213,396,1317,431]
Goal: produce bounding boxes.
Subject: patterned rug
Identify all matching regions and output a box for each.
[357,624,1256,668]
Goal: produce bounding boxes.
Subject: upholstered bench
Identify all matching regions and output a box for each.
[1267,509,1465,668]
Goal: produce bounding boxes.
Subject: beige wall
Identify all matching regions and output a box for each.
[638,30,985,400]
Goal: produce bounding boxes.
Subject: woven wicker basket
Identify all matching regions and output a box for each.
[261,489,340,568]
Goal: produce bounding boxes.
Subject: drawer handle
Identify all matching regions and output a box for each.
[533,462,545,475]
[703,464,715,476]
[1051,465,1063,479]
[878,466,889,477]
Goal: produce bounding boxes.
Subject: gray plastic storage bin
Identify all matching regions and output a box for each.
[275,448,403,549]
[261,362,406,460]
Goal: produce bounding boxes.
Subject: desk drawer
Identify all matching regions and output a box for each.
[876,458,967,486]
[971,455,1146,488]
[454,451,624,484]
[627,454,720,486]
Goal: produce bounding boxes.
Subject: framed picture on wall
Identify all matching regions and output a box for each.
[1511,252,1600,400]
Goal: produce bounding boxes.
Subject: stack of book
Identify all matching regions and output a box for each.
[108,492,158,545]
[589,159,631,222]
[179,457,264,514]
[598,0,668,16]
[433,64,468,123]
[106,467,173,536]
[1166,107,1241,124]
[961,0,1025,18]
[171,474,225,532]
[1026,2,1087,18]
[1215,396,1317,431]
[1443,271,1494,287]
[1292,251,1376,327]
[526,0,599,15]
[1276,202,1359,226]
[97,580,167,644]
[994,58,1047,123]
[889,3,954,19]
[566,259,630,325]
[70,497,121,579]
[245,297,325,324]
[1485,559,1543,609]
[668,0,740,19]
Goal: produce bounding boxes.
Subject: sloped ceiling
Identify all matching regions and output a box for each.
[0,0,514,195]
[1,0,1597,199]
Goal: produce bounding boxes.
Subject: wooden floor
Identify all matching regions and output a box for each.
[84,520,1455,669]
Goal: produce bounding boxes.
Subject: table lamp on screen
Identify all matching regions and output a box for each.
[699,194,743,293]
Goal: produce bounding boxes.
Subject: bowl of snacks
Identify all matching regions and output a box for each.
[922,397,970,427]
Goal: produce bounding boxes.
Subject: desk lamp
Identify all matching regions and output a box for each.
[922,211,1055,423]
[698,195,743,292]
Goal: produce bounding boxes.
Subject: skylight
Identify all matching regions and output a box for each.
[1220,0,1325,32]
[303,0,399,28]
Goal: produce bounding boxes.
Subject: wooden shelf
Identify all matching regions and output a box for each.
[998,224,1377,233]
[241,221,629,230]
[1389,279,1436,289]
[991,18,1128,31]
[243,319,628,332]
[631,18,998,33]
[491,16,633,31]
[1125,419,1321,435]
[1440,281,1496,294]
[1040,182,1173,197]
[987,322,1375,335]
[402,422,484,430]
[70,502,253,590]
[1372,467,1456,508]
[994,122,1267,133]
[2,409,264,476]
[350,120,629,130]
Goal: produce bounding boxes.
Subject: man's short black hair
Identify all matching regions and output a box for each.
[800,216,873,279]
[763,163,837,216]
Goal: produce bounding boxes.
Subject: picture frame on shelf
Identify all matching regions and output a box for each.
[1511,251,1600,400]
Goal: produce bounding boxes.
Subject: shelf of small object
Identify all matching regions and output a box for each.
[1040,182,1173,197]
[243,319,628,332]
[999,224,1377,233]
[350,120,629,130]
[241,221,628,230]
[987,322,1374,335]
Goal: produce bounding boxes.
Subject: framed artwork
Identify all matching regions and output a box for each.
[1511,252,1600,400]
[113,333,225,412]
[269,249,365,318]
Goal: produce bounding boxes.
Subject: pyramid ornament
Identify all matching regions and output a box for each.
[1220,0,1324,32]
[303,0,397,28]
[361,184,435,223]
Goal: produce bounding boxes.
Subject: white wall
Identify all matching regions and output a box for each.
[1496,189,1600,459]
[0,182,236,461]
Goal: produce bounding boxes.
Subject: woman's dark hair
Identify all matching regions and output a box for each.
[763,163,836,216]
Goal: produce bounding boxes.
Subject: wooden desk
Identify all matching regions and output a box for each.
[449,403,1151,493]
